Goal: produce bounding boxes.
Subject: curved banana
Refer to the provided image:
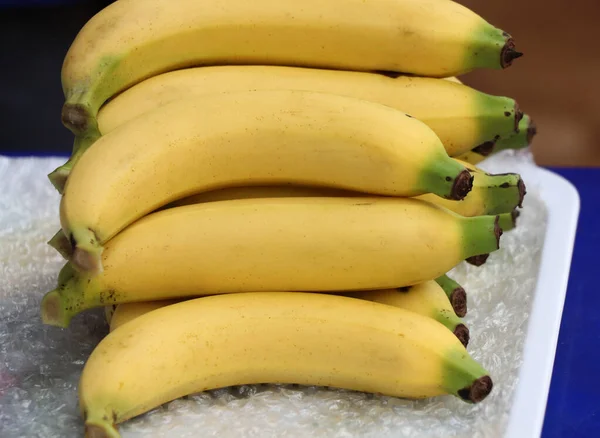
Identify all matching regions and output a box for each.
[457,114,536,165]
[435,274,467,317]
[80,292,493,437]
[43,197,502,327]
[61,0,520,137]
[49,160,522,261]
[346,281,470,347]
[50,67,519,190]
[172,159,525,217]
[60,89,474,273]
[107,282,466,340]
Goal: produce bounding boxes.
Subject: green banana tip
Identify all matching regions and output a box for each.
[457,375,494,404]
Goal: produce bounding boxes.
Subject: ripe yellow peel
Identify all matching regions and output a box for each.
[43,197,500,328]
[60,89,467,272]
[62,0,512,133]
[97,66,515,157]
[80,292,490,437]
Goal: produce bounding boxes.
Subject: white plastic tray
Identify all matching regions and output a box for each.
[498,165,580,438]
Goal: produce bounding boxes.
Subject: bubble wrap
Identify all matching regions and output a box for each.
[0,152,547,438]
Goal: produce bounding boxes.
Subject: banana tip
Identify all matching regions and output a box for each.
[472,140,496,157]
[511,209,520,228]
[527,120,537,145]
[41,291,68,328]
[450,288,467,317]
[450,169,474,200]
[458,375,493,403]
[501,38,523,69]
[62,103,91,135]
[85,423,119,438]
[454,324,470,348]
[47,166,70,194]
[517,179,527,208]
[465,253,490,267]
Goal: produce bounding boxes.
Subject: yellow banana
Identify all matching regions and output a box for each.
[171,159,525,217]
[60,89,474,273]
[345,281,470,347]
[457,114,536,165]
[43,196,502,327]
[61,0,520,137]
[49,160,522,261]
[49,66,519,190]
[435,274,468,317]
[109,300,180,332]
[107,282,465,340]
[80,292,493,438]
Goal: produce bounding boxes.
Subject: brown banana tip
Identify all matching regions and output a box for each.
[495,215,503,245]
[517,179,527,208]
[501,39,523,69]
[472,140,496,157]
[458,375,493,403]
[454,324,470,347]
[511,209,520,227]
[451,169,474,200]
[450,288,467,317]
[527,119,538,144]
[466,253,490,267]
[514,103,524,132]
[61,103,90,135]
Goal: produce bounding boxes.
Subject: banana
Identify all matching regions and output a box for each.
[80,292,493,438]
[457,114,536,165]
[345,281,470,347]
[172,162,524,217]
[61,0,520,138]
[49,160,522,260]
[109,300,180,332]
[43,196,502,327]
[50,67,520,190]
[417,158,525,216]
[60,89,475,273]
[435,274,468,317]
[107,282,466,341]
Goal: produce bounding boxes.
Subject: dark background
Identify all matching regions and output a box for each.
[1,0,598,164]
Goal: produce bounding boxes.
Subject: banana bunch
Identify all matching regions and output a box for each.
[39,0,535,436]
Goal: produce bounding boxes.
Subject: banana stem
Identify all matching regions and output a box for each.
[435,274,467,317]
[460,215,502,260]
[442,348,493,403]
[418,157,473,200]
